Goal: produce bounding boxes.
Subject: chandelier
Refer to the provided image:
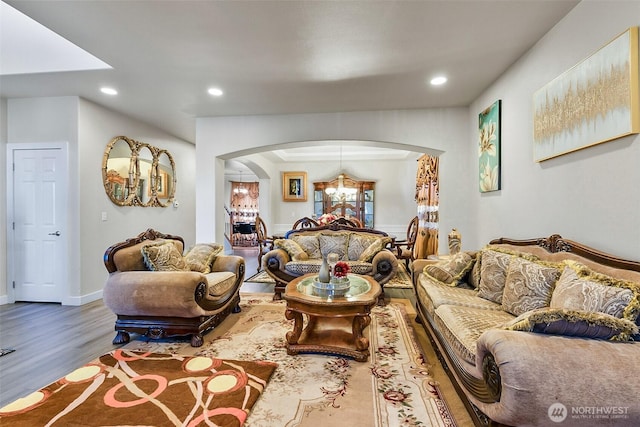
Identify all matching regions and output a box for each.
[325,146,357,199]
[233,170,248,194]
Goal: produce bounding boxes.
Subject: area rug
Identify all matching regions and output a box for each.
[246,264,413,289]
[122,293,457,427]
[0,350,277,426]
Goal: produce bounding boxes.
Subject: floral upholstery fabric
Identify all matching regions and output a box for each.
[291,235,321,259]
[477,250,512,304]
[184,243,223,274]
[501,257,561,316]
[141,240,188,271]
[551,265,636,320]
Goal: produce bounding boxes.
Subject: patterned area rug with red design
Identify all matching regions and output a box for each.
[0,350,277,426]
[121,294,458,426]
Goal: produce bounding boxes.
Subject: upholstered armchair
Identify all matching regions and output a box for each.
[102,229,244,347]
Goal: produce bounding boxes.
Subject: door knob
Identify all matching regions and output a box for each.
[48,231,61,236]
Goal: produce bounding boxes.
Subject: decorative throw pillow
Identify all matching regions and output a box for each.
[184,243,223,273]
[318,233,350,260]
[501,257,561,316]
[348,234,378,261]
[502,307,638,341]
[291,235,321,259]
[477,250,512,304]
[551,264,637,320]
[274,239,309,261]
[468,253,482,289]
[358,237,392,263]
[423,252,475,286]
[141,240,187,271]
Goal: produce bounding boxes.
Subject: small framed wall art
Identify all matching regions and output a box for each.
[478,100,501,192]
[533,27,640,161]
[282,171,307,202]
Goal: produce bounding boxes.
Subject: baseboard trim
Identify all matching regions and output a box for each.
[0,295,8,305]
[62,290,103,306]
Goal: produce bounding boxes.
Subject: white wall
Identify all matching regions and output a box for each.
[3,96,196,304]
[0,98,7,304]
[470,0,640,259]
[196,108,473,254]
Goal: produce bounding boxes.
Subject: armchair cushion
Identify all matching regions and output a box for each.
[503,307,638,341]
[141,241,188,271]
[184,243,223,273]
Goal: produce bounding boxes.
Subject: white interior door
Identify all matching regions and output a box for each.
[11,147,66,302]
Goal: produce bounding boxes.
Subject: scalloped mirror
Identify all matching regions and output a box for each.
[102,136,176,207]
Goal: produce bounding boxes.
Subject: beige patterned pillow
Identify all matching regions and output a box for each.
[551,265,636,320]
[358,237,392,262]
[477,250,512,304]
[275,239,309,261]
[184,243,223,273]
[291,235,321,259]
[501,257,561,316]
[348,234,378,261]
[424,252,475,285]
[141,241,187,271]
[502,307,638,341]
[318,233,350,260]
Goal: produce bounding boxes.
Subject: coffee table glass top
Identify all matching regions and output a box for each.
[296,274,371,299]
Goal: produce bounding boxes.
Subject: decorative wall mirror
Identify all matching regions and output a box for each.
[102,136,176,207]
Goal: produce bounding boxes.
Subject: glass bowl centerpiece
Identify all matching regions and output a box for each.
[312,259,351,297]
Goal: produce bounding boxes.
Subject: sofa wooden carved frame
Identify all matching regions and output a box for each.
[415,234,640,427]
[103,229,244,347]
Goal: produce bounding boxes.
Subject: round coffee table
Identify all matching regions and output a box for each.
[283,273,381,362]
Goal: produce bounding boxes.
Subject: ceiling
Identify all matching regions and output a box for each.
[1,0,578,148]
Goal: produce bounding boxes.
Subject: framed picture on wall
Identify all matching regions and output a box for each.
[282,171,307,202]
[478,99,501,192]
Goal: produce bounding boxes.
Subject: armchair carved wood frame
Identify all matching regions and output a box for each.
[103,229,244,347]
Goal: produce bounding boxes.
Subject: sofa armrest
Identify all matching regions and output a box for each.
[263,248,291,272]
[103,271,211,318]
[371,249,398,285]
[211,254,245,282]
[474,328,640,425]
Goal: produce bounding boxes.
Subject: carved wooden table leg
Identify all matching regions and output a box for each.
[285,309,304,351]
[352,314,371,351]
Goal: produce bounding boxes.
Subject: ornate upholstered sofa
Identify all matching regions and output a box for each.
[413,235,640,426]
[263,223,398,302]
[103,229,244,347]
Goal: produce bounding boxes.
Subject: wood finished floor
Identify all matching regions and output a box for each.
[0,247,471,425]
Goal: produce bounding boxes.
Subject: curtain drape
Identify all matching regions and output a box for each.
[230,181,259,222]
[414,155,439,259]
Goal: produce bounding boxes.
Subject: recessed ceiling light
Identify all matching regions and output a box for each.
[100,87,118,95]
[208,87,223,96]
[430,76,447,86]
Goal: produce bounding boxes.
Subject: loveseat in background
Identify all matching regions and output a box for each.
[263,223,398,301]
[412,234,640,427]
